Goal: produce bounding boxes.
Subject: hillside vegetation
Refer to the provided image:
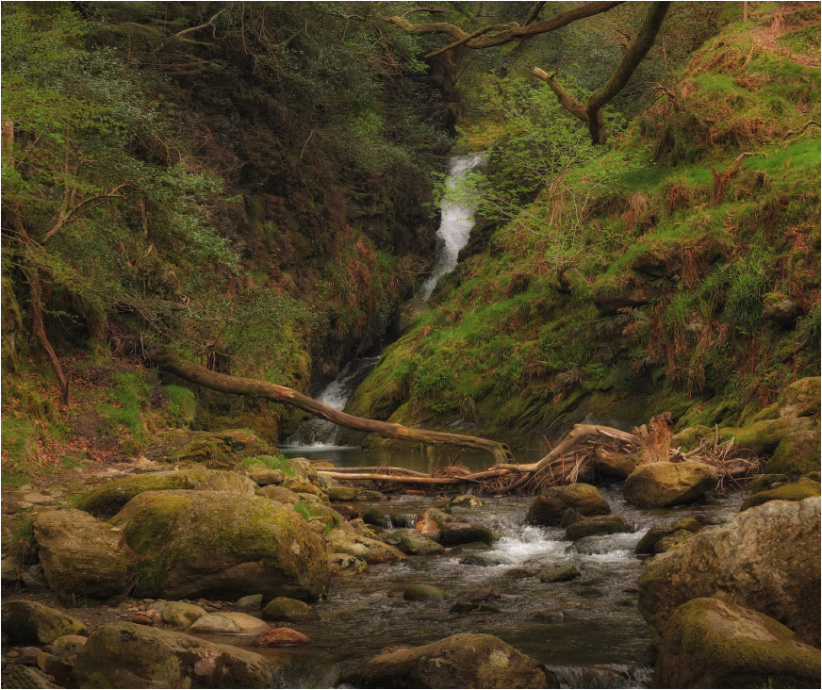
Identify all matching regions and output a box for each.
[345,5,821,446]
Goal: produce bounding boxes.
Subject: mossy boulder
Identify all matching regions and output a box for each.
[153,601,206,628]
[403,584,450,601]
[653,598,821,689]
[397,531,445,556]
[526,483,611,527]
[112,490,329,601]
[741,478,821,511]
[440,522,494,547]
[262,485,301,504]
[777,377,821,418]
[635,518,702,555]
[594,452,638,479]
[638,497,820,647]
[75,470,259,519]
[623,461,717,509]
[341,633,555,688]
[325,529,406,564]
[747,474,789,494]
[34,509,138,598]
[326,486,385,502]
[2,601,87,644]
[147,429,275,469]
[720,416,820,476]
[261,597,318,623]
[671,425,712,451]
[765,425,821,476]
[72,621,274,688]
[565,515,630,541]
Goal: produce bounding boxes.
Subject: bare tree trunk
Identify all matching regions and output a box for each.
[29,273,69,406]
[152,348,514,463]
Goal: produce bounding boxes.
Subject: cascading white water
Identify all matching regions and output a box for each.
[419,152,486,301]
[283,357,379,447]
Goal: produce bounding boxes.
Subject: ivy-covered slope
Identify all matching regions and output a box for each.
[344,8,821,447]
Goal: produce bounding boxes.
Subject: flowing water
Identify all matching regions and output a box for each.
[418,152,486,301]
[195,472,743,688]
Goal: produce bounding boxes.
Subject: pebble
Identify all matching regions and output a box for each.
[131,613,154,626]
[256,628,311,647]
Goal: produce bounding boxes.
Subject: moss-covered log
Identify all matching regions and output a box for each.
[152,348,514,463]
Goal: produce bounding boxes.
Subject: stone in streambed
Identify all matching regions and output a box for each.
[153,600,207,627]
[187,612,270,635]
[246,469,284,486]
[403,584,449,602]
[564,515,630,541]
[653,598,821,689]
[33,508,138,599]
[460,555,500,567]
[8,666,61,689]
[326,486,385,502]
[361,508,389,527]
[740,478,820,511]
[325,529,406,564]
[72,621,274,688]
[256,628,311,647]
[51,634,88,656]
[623,461,717,509]
[397,532,445,556]
[237,594,263,610]
[638,497,820,647]
[262,597,318,623]
[439,522,494,546]
[2,601,87,645]
[341,632,556,688]
[451,495,483,508]
[634,517,702,555]
[527,483,610,527]
[112,490,329,601]
[75,469,259,518]
[262,485,301,504]
[328,552,367,576]
[539,566,581,583]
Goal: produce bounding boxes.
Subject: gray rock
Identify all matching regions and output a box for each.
[72,621,274,688]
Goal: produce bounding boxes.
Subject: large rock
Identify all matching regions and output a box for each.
[341,633,556,688]
[325,529,406,564]
[112,490,329,601]
[653,598,821,689]
[634,517,702,555]
[147,429,275,469]
[2,601,87,644]
[623,461,717,509]
[527,483,610,526]
[439,523,494,547]
[75,470,259,518]
[638,497,820,646]
[33,509,137,598]
[72,621,274,688]
[740,478,821,511]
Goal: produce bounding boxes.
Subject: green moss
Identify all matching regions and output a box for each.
[164,385,196,426]
[741,478,821,512]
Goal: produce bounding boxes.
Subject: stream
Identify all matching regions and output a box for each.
[196,484,742,689]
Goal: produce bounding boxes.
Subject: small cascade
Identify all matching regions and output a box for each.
[419,152,486,300]
[284,357,379,447]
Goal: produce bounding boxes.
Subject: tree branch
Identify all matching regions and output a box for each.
[155,8,226,52]
[41,183,132,243]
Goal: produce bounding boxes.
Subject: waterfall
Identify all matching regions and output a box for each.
[419,152,486,301]
[283,357,379,447]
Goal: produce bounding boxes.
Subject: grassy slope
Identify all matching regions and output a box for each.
[344,9,821,447]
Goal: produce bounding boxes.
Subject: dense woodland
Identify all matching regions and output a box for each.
[1,3,820,688]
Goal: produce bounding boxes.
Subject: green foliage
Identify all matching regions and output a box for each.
[241,454,295,477]
[164,384,196,426]
[99,372,151,451]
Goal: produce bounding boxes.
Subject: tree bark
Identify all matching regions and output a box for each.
[152,348,514,463]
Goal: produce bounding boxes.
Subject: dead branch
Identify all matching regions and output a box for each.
[155,8,226,52]
[151,348,514,463]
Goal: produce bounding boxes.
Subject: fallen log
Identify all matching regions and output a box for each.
[151,348,513,463]
[322,466,431,478]
[324,472,471,485]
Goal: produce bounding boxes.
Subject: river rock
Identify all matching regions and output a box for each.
[404,584,449,601]
[440,522,494,546]
[325,529,406,564]
[582,666,630,688]
[539,566,581,583]
[187,612,270,635]
[51,634,88,655]
[153,600,207,627]
[247,469,284,486]
[451,495,483,508]
[623,461,717,508]
[638,497,820,646]
[398,532,445,555]
[8,666,60,689]
[460,555,499,567]
[526,483,610,526]
[653,598,822,689]
[146,428,275,469]
[262,485,301,504]
[72,621,274,688]
[256,628,311,647]
[594,451,638,479]
[33,509,138,598]
[237,594,263,610]
[328,552,367,576]
[326,486,385,502]
[361,508,389,527]
[112,490,329,601]
[634,517,702,555]
[2,601,87,644]
[1,555,22,584]
[75,469,259,518]
[740,477,820,511]
[342,632,556,688]
[565,515,630,541]
[746,473,789,494]
[262,597,318,623]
